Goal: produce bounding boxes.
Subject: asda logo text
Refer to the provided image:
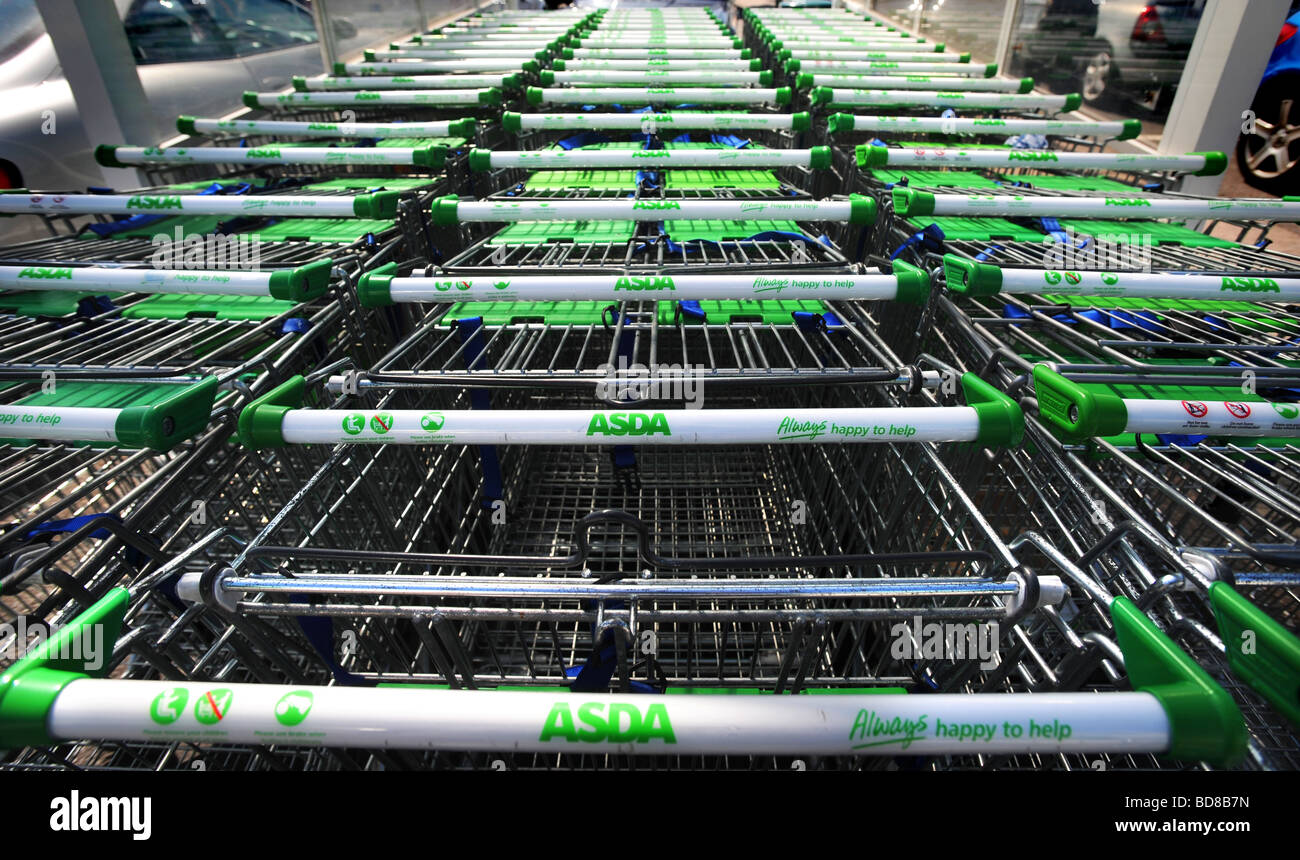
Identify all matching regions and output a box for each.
[16,267,73,280]
[127,196,183,211]
[539,702,676,744]
[1221,277,1279,293]
[586,412,672,436]
[614,275,675,291]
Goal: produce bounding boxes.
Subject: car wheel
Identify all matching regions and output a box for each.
[1080,49,1113,107]
[1237,75,1300,195]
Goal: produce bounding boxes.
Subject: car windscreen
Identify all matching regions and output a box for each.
[0,0,45,66]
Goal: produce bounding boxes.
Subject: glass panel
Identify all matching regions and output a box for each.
[870,0,1005,67]
[1006,0,1210,146]
[322,0,432,58]
[123,0,318,65]
[0,0,46,67]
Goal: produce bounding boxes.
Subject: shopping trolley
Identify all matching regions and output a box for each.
[0,349,1257,770]
[888,252,1300,756]
[0,259,357,629]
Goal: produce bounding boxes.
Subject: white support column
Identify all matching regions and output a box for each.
[994,0,1024,74]
[35,0,150,188]
[310,0,340,72]
[1158,0,1291,196]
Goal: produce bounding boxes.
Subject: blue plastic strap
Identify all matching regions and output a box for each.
[891,222,945,260]
[557,131,609,150]
[675,300,707,322]
[1039,217,1071,245]
[710,134,750,148]
[1155,433,1210,446]
[567,602,660,694]
[453,317,504,506]
[281,317,311,334]
[76,295,118,317]
[1002,304,1106,325]
[792,310,841,332]
[23,513,118,542]
[22,513,153,568]
[84,214,166,238]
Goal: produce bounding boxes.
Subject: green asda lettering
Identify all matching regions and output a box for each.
[1103,198,1151,207]
[539,702,676,744]
[17,267,73,280]
[614,275,675,291]
[632,201,681,211]
[127,196,183,210]
[246,148,281,159]
[307,123,338,131]
[972,119,1006,126]
[1007,151,1058,162]
[632,150,671,158]
[1221,276,1280,293]
[586,412,672,436]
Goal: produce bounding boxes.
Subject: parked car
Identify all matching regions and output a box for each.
[1236,7,1300,194]
[0,0,323,193]
[1012,0,1204,112]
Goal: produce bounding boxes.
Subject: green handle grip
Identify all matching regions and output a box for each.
[1209,581,1300,725]
[115,376,220,452]
[1111,596,1247,766]
[237,374,307,448]
[962,373,1024,447]
[1032,365,1128,443]
[942,254,1003,296]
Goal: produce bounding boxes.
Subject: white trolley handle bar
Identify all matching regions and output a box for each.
[46,681,1173,756]
[861,145,1221,176]
[1121,399,1300,437]
[0,261,333,302]
[476,148,827,170]
[1034,365,1300,441]
[0,193,378,218]
[834,115,1135,139]
[815,89,1075,110]
[949,261,1300,303]
[181,117,467,138]
[431,196,874,224]
[248,90,497,107]
[506,112,807,131]
[363,270,921,305]
[898,191,1300,221]
[530,87,787,105]
[276,407,981,445]
[98,145,439,167]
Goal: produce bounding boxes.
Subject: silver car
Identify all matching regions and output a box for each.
[0,0,324,195]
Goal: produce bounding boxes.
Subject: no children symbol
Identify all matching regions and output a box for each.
[194,689,233,725]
